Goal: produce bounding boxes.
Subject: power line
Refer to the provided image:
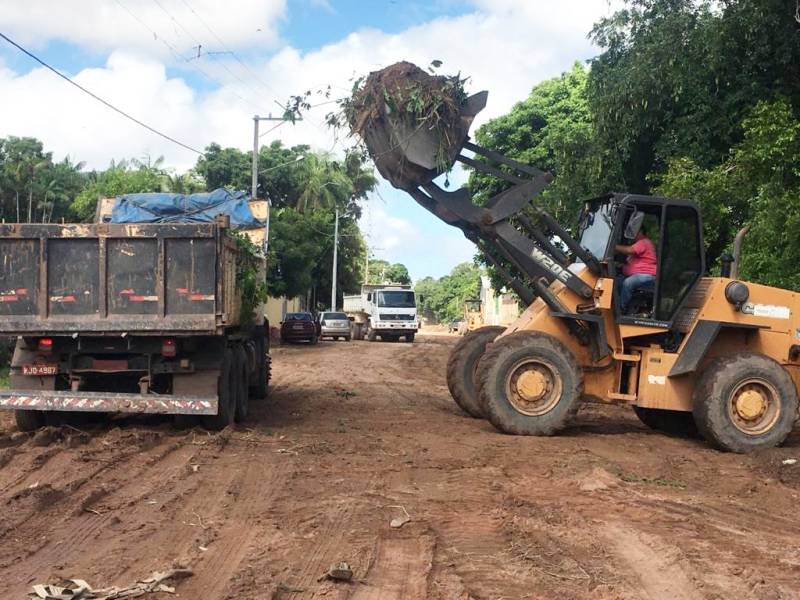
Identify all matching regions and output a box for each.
[0,31,203,155]
[114,0,264,115]
[152,0,269,104]
[179,0,283,100]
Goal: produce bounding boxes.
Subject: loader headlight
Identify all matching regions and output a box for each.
[725,281,749,308]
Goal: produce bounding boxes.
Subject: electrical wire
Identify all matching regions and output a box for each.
[0,31,203,155]
[179,0,284,99]
[114,0,265,115]
[152,0,269,104]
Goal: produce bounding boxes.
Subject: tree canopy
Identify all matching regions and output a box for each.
[468,0,800,292]
[416,262,482,323]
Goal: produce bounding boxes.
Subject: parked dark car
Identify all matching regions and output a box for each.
[280,312,318,344]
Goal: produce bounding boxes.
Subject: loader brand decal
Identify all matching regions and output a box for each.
[530,247,570,283]
[647,375,666,386]
[742,303,791,320]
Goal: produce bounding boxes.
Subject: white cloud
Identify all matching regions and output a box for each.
[0,0,286,55]
[0,0,621,277]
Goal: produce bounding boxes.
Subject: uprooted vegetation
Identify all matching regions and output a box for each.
[325,61,472,189]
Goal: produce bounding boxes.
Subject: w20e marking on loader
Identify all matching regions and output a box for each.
[366,87,799,453]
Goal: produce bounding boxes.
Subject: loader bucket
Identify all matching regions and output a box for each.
[362,90,488,191]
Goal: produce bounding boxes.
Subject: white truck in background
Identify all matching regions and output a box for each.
[343,284,419,342]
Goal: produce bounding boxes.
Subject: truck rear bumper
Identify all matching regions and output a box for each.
[0,390,218,415]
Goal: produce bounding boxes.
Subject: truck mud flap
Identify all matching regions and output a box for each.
[0,390,218,415]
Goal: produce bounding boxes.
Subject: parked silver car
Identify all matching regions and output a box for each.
[317,311,352,341]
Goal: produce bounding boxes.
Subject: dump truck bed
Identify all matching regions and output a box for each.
[0,221,254,336]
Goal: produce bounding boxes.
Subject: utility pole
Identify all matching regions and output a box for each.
[251,113,301,252]
[331,207,339,310]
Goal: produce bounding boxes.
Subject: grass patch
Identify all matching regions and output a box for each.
[0,366,8,389]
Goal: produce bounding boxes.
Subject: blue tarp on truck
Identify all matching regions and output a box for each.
[109,189,262,229]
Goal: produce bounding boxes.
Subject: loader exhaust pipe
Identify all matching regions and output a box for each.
[730,225,750,280]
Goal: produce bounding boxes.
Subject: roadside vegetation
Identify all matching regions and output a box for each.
[469,0,800,291]
[416,262,482,324]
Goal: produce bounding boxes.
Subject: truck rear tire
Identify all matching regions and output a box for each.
[477,331,582,435]
[250,336,268,400]
[202,348,235,431]
[15,409,45,432]
[447,326,505,418]
[234,345,249,423]
[693,352,798,453]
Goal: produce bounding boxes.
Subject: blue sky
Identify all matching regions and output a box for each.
[0,0,618,282]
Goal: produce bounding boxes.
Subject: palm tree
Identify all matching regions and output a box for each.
[295,153,353,212]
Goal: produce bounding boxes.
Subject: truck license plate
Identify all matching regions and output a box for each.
[23,364,59,376]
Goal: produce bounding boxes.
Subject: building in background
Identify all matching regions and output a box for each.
[479,276,520,327]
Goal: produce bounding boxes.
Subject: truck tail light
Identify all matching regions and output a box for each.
[38,338,53,354]
[161,338,177,358]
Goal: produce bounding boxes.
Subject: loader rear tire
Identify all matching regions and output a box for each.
[477,331,582,435]
[202,348,235,431]
[15,410,44,432]
[693,352,798,453]
[633,406,697,437]
[446,326,505,418]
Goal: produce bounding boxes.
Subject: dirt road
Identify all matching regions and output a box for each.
[1,335,799,599]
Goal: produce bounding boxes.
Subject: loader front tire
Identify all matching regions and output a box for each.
[446,326,505,418]
[477,331,582,435]
[693,352,798,453]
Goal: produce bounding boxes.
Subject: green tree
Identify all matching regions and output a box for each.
[72,159,164,221]
[194,143,250,191]
[415,263,482,323]
[657,99,800,289]
[365,260,411,285]
[588,0,800,191]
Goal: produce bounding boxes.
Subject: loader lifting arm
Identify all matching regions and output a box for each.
[399,135,608,358]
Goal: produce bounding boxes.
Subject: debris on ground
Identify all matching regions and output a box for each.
[782,458,797,465]
[577,467,620,492]
[30,569,193,599]
[388,504,412,528]
[320,562,353,582]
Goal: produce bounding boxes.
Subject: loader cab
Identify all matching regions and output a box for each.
[578,194,705,328]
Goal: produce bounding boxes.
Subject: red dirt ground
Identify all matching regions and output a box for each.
[1,335,799,599]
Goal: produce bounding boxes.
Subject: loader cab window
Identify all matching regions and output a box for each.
[578,201,616,260]
[655,205,703,321]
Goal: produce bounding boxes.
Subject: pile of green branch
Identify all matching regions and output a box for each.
[232,233,268,325]
[332,61,470,189]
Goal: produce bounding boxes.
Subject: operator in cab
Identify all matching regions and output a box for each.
[615,221,657,314]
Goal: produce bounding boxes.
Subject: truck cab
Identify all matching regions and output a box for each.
[343,284,419,342]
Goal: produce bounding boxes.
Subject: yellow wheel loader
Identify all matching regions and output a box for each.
[461,299,484,334]
[357,77,799,453]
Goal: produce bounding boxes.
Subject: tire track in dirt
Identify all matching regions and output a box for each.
[176,448,289,598]
[351,533,435,599]
[602,521,704,600]
[0,435,196,595]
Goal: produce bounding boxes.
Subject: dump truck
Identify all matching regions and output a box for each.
[343,284,419,342]
[0,190,271,431]
[352,62,800,453]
